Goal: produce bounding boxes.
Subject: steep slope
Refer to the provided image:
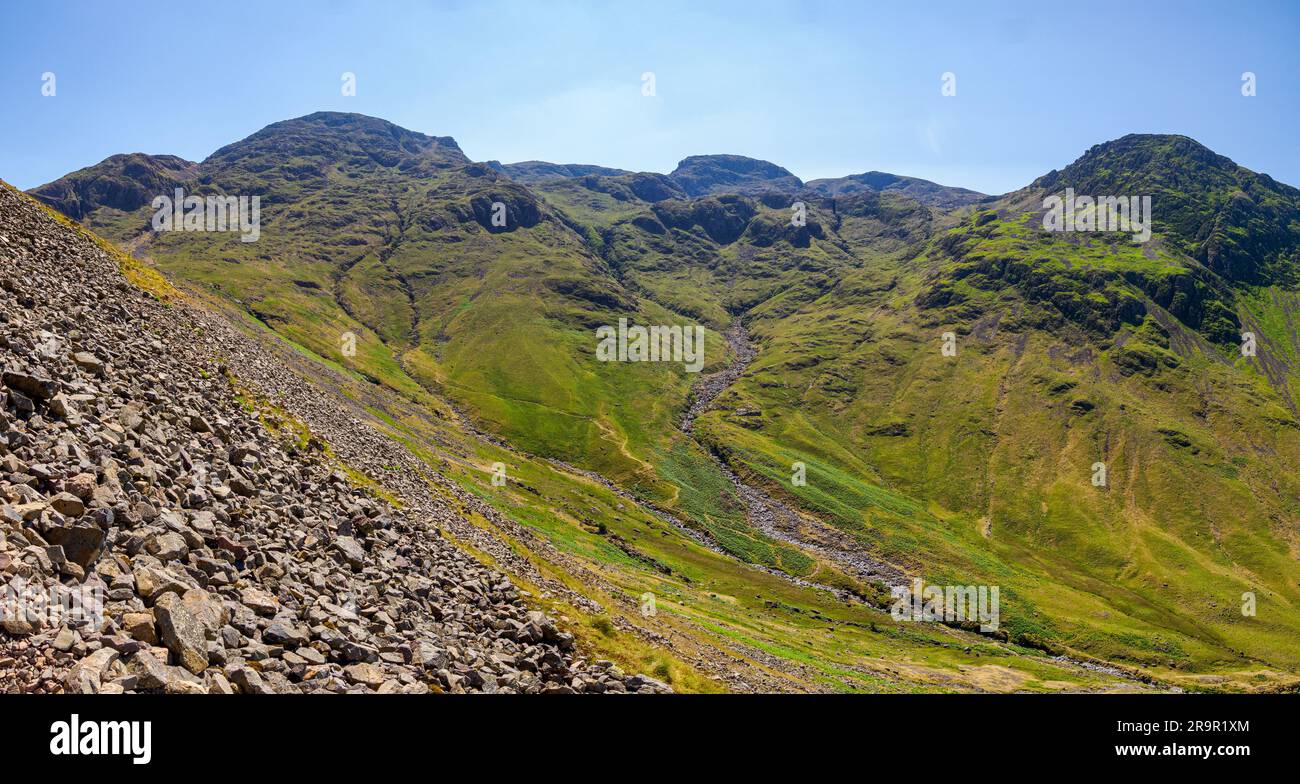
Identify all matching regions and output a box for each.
[34,114,708,499]
[690,136,1300,686]
[0,180,665,694]
[1032,133,1300,285]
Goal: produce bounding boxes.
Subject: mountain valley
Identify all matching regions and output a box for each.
[7,112,1300,693]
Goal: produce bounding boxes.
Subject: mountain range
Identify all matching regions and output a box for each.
[15,110,1300,692]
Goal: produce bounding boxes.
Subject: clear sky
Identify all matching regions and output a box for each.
[2,0,1297,194]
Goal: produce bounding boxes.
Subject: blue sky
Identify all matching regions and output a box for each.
[2,0,1297,194]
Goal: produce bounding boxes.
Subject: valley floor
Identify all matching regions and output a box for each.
[200,288,1163,693]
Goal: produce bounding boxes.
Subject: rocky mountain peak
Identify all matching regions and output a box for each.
[804,170,988,209]
[28,153,198,221]
[1030,133,1300,283]
[668,154,803,197]
[202,112,468,179]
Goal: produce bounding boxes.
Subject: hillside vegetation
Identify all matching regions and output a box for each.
[31,113,1300,691]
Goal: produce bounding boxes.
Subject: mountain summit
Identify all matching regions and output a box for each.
[30,153,198,220]
[1032,133,1300,283]
[204,111,467,176]
[804,170,987,209]
[667,154,803,196]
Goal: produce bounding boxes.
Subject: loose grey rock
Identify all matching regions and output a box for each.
[42,524,104,569]
[0,183,668,696]
[64,648,119,694]
[332,536,366,569]
[153,592,210,674]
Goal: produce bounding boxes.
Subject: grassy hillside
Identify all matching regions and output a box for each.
[685,160,1300,684]
[30,117,1300,690]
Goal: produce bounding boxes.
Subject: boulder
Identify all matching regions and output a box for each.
[153,590,219,674]
[43,524,105,568]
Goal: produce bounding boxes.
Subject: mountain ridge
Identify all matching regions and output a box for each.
[33,114,1299,221]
